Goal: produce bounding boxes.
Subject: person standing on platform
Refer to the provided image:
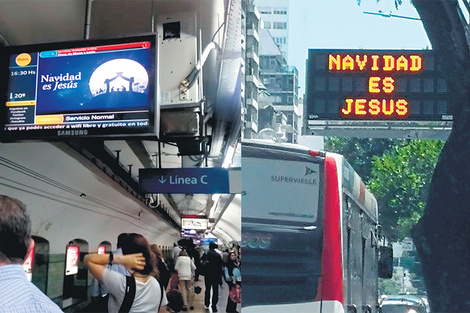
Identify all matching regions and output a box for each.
[84,233,168,313]
[111,233,131,275]
[222,249,229,267]
[174,250,196,311]
[203,242,224,312]
[187,245,201,282]
[173,242,182,261]
[92,233,130,312]
[0,195,63,313]
[224,251,241,313]
[150,244,170,290]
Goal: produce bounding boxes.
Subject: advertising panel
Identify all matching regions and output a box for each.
[65,245,79,276]
[23,245,34,282]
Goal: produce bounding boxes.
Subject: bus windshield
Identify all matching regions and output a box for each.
[242,144,323,307]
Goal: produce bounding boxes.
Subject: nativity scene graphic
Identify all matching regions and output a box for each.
[86,58,150,111]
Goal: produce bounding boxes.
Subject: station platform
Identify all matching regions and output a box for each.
[75,276,240,313]
[185,277,240,313]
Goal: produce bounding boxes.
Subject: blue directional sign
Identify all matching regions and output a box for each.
[139,168,232,194]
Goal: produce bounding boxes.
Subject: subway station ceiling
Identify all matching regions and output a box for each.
[0,0,242,243]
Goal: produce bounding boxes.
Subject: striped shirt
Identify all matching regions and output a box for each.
[0,264,63,313]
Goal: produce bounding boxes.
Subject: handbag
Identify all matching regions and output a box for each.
[229,284,241,303]
[168,271,179,291]
[167,289,184,312]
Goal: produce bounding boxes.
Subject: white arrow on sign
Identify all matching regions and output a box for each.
[158,177,167,184]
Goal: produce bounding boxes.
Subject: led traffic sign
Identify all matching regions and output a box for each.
[306,49,450,121]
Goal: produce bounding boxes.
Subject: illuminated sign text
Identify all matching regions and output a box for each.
[328,54,422,72]
[328,53,423,119]
[306,49,450,122]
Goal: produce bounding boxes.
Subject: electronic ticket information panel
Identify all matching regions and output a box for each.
[0,34,158,141]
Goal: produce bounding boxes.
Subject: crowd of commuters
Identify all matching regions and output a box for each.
[0,194,241,313]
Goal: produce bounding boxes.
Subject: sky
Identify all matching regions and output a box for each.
[287,0,432,96]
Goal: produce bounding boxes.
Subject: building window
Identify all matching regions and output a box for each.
[273,22,287,29]
[281,94,288,103]
[270,75,276,86]
[274,37,287,44]
[263,21,271,29]
[273,8,287,15]
[258,7,272,14]
[288,77,293,87]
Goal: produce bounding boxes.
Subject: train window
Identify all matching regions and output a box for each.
[29,236,50,294]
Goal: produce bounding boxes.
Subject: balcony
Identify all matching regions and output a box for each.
[246,74,260,88]
[247,4,261,19]
[245,97,259,111]
[245,120,259,133]
[247,27,260,42]
[246,48,259,65]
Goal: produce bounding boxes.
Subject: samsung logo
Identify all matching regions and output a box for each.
[57,130,89,136]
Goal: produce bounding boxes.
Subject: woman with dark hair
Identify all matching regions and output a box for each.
[84,233,168,313]
[224,251,241,313]
[150,244,170,289]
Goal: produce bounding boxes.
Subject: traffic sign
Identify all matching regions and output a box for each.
[306,49,450,122]
[139,167,239,194]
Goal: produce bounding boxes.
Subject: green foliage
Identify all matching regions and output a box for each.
[324,137,398,182]
[325,137,444,241]
[368,140,444,241]
[379,270,403,295]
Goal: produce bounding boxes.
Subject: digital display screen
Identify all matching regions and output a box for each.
[98,245,106,254]
[1,34,158,141]
[182,218,208,230]
[306,49,451,121]
[65,245,79,276]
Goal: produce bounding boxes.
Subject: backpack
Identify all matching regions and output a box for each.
[157,260,170,289]
[119,276,163,313]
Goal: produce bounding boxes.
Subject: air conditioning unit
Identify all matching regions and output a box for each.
[157,12,199,106]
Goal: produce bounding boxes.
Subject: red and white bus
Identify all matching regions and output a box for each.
[242,140,392,313]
